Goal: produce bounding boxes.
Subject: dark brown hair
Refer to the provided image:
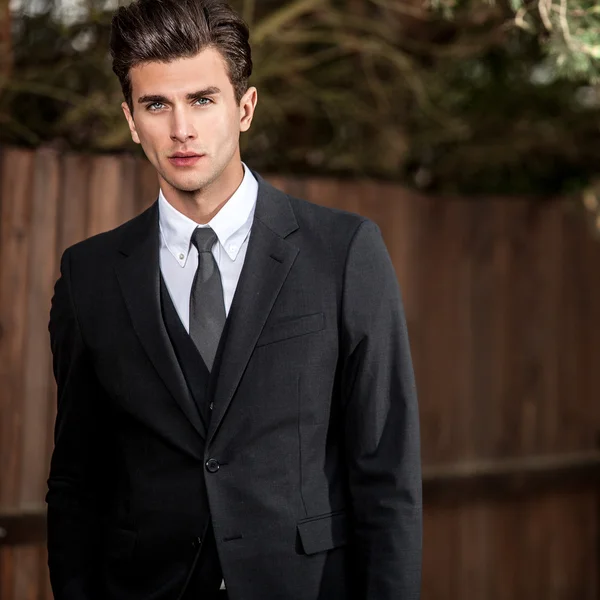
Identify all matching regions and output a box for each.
[110,0,252,111]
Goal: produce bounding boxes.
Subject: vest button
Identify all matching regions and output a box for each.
[206,458,220,473]
[209,402,214,410]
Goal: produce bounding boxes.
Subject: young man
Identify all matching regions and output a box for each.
[46,1,422,599]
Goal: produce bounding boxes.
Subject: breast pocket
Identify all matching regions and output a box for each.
[255,312,325,348]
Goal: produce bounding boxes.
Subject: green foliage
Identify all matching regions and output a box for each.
[435,0,600,81]
[2,0,600,195]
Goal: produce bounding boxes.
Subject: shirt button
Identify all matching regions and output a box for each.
[206,458,220,473]
[179,253,185,260]
[229,244,238,254]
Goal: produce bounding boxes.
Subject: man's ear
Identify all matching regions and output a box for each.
[122,102,141,144]
[239,86,258,133]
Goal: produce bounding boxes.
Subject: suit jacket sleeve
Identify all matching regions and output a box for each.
[341,219,422,600]
[47,248,106,600]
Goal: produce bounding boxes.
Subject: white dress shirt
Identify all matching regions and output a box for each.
[158,163,258,332]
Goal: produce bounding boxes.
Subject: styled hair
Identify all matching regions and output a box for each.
[110,0,252,110]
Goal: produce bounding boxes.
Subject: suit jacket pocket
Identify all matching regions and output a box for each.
[104,526,137,561]
[256,312,325,348]
[297,509,349,555]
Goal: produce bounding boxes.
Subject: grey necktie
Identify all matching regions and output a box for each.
[189,227,226,371]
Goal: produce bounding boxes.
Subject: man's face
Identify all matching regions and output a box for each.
[122,47,257,194]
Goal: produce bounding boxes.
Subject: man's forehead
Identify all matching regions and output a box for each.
[130,48,230,96]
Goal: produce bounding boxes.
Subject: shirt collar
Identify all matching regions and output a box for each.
[158,163,258,266]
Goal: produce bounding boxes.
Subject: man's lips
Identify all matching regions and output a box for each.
[168,153,205,166]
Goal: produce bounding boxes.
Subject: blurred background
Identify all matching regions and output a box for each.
[1,0,600,598]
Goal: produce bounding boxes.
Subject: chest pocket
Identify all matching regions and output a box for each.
[255,312,325,348]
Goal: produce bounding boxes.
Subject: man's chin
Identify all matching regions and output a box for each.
[161,174,212,194]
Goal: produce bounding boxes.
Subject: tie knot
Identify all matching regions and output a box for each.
[191,227,217,253]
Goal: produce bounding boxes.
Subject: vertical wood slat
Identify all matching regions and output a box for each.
[87,155,124,237]
[56,154,90,251]
[19,149,60,506]
[12,149,60,600]
[0,148,34,506]
[0,148,34,600]
[136,157,159,214]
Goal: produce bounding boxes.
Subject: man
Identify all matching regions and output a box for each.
[46,0,422,599]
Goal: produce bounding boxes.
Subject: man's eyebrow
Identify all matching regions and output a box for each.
[187,87,221,98]
[137,94,169,105]
[137,88,222,104]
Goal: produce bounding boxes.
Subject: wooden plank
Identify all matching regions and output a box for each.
[19,149,60,507]
[135,157,159,214]
[376,182,421,313]
[478,491,600,600]
[0,147,34,507]
[557,205,593,452]
[416,196,471,464]
[86,155,123,237]
[57,153,90,249]
[535,203,563,454]
[120,154,137,223]
[455,502,493,600]
[0,548,15,600]
[0,147,34,600]
[13,148,60,600]
[271,172,307,200]
[500,200,567,457]
[304,177,343,211]
[422,506,460,600]
[0,508,45,546]
[459,199,500,600]
[423,451,600,504]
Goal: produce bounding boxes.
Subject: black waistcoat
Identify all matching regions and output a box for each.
[159,275,224,599]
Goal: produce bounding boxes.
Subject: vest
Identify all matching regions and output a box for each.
[159,274,225,599]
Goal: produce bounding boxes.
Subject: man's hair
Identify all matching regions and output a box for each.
[110,0,252,111]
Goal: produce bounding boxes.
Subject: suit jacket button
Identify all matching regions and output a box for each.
[209,402,214,410]
[206,458,220,473]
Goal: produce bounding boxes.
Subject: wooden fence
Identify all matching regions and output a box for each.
[1,145,599,599]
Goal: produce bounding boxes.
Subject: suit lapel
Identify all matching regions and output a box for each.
[114,202,207,440]
[208,177,299,445]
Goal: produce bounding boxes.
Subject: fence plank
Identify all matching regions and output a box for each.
[87,155,123,237]
[135,157,159,214]
[12,148,60,600]
[0,147,34,600]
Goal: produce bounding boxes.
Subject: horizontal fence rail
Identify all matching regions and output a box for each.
[3,451,600,547]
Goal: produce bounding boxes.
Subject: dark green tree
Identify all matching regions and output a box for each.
[1,0,600,196]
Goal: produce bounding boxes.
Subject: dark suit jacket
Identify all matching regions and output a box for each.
[47,173,422,600]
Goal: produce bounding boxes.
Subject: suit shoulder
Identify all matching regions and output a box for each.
[286,194,370,240]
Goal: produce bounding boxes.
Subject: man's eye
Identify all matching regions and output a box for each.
[195,98,212,106]
[147,102,165,111]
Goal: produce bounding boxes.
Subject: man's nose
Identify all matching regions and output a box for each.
[170,108,197,143]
